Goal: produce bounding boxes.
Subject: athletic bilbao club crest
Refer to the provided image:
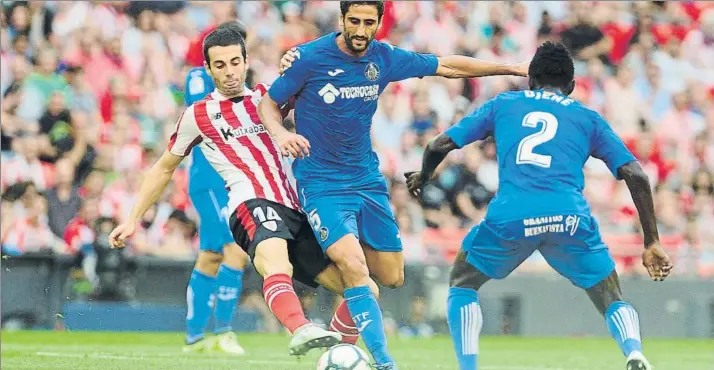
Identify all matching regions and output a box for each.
[365,62,380,81]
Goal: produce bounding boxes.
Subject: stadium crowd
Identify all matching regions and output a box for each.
[2,0,713,288]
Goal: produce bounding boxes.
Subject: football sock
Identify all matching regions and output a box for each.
[213,264,244,334]
[330,299,360,344]
[344,285,393,365]
[262,273,310,333]
[186,269,217,344]
[447,287,482,370]
[605,301,643,357]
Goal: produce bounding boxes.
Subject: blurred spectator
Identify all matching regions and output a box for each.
[2,1,713,290]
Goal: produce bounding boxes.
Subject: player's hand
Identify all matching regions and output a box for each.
[404,171,422,199]
[276,131,310,158]
[279,47,297,75]
[641,243,673,282]
[108,223,136,249]
[513,61,530,77]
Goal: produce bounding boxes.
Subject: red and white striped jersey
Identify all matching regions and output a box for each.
[167,84,300,214]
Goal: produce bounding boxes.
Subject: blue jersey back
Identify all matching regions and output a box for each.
[184,67,224,193]
[268,32,438,188]
[445,90,637,222]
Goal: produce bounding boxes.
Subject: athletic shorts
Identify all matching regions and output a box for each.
[228,198,331,288]
[189,188,235,253]
[462,213,616,289]
[298,181,402,253]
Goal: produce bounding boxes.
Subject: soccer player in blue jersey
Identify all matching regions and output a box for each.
[405,42,673,370]
[258,2,527,369]
[182,22,249,355]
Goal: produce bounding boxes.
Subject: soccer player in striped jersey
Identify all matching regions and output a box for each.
[180,20,249,355]
[109,23,377,357]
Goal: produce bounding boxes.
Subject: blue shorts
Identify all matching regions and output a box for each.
[189,187,235,253]
[462,213,615,289]
[299,184,402,253]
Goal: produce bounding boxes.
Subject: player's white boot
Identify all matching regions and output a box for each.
[212,331,246,355]
[288,323,342,356]
[626,351,652,370]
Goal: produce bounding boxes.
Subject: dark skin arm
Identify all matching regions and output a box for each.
[617,160,673,281]
[405,133,459,199]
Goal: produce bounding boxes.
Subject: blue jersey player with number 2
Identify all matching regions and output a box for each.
[258,2,527,369]
[181,21,250,355]
[405,42,673,370]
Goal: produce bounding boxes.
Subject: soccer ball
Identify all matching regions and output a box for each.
[316,344,371,370]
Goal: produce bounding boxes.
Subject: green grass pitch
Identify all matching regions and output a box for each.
[2,331,712,370]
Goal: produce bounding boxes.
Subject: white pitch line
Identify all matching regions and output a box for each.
[33,351,582,370]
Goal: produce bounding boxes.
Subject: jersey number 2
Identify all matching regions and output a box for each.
[516,111,558,168]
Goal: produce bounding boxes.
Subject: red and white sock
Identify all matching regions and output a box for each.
[263,273,310,333]
[330,300,359,344]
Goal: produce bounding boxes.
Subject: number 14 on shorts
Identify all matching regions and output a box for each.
[254,206,282,232]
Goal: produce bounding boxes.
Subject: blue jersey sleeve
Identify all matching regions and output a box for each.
[185,68,214,106]
[590,113,637,179]
[268,46,312,105]
[444,98,496,148]
[387,45,438,82]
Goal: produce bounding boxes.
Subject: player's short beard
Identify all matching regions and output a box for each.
[345,33,371,53]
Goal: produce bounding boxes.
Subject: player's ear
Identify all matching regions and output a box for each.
[203,61,213,77]
[564,80,575,96]
[338,14,344,29]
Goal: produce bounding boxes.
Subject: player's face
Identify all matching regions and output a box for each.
[205,44,248,97]
[341,4,380,54]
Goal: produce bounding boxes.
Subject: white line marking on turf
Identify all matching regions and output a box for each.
[33,351,583,370]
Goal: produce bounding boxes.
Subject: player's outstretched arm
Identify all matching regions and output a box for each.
[405,134,458,198]
[617,161,673,281]
[435,56,529,79]
[108,150,183,248]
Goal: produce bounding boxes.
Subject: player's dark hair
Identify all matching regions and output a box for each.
[217,20,248,41]
[202,23,247,65]
[528,41,575,95]
[340,1,384,20]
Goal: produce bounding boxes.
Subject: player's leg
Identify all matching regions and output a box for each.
[211,242,249,354]
[311,263,381,345]
[231,200,340,355]
[358,189,405,289]
[185,250,221,350]
[208,189,248,336]
[446,222,536,370]
[302,192,395,368]
[185,189,227,350]
[539,215,651,370]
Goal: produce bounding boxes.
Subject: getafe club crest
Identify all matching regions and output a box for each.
[319,227,329,242]
[365,62,380,81]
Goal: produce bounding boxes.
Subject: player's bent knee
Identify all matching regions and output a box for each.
[326,235,371,288]
[449,251,490,291]
[377,268,404,289]
[195,251,223,276]
[253,237,293,277]
[222,243,249,270]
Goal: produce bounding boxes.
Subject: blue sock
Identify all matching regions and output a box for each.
[344,285,393,365]
[605,301,643,357]
[213,264,244,333]
[447,287,482,370]
[186,269,217,344]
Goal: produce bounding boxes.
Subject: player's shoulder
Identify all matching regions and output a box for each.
[293,33,334,60]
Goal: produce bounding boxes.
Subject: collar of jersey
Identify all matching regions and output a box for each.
[210,86,252,101]
[331,32,376,61]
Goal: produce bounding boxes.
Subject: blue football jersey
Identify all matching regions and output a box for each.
[184,67,224,193]
[268,32,438,188]
[445,90,637,222]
